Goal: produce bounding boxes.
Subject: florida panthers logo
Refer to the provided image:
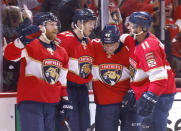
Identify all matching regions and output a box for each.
[79,56,93,78]
[42,59,62,84]
[99,64,122,86]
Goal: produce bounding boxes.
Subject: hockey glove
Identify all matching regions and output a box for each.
[136,91,159,117]
[121,88,136,111]
[18,25,41,46]
[56,98,73,125]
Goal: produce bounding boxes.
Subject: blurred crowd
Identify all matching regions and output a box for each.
[2,0,181,92]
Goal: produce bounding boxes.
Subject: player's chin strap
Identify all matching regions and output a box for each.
[129,24,146,39]
[130,26,144,39]
[133,31,143,39]
[75,20,86,39]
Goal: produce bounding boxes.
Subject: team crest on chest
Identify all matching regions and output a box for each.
[99,64,122,86]
[42,59,62,84]
[78,56,93,78]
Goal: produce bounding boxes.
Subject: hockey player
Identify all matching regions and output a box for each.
[4,12,69,131]
[56,8,96,131]
[121,11,176,131]
[91,24,138,131]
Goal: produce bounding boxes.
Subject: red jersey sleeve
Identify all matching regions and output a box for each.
[4,40,23,61]
[135,37,168,95]
[60,47,69,97]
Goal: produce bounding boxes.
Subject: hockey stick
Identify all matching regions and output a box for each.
[64,120,72,131]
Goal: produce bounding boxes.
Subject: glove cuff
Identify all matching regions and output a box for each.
[62,96,68,101]
[128,88,134,93]
[143,91,159,104]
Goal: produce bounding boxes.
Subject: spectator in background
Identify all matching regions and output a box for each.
[108,0,123,33]
[87,0,98,16]
[165,0,179,42]
[17,0,43,15]
[2,0,43,15]
[87,0,124,39]
[120,0,159,33]
[2,5,32,92]
[2,5,32,43]
[174,3,181,31]
[149,0,179,65]
[172,0,181,89]
[40,0,87,32]
[150,10,173,65]
[2,0,18,8]
[119,0,159,19]
[172,32,181,78]
[2,6,22,43]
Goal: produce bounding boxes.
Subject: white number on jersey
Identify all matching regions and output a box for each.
[141,41,150,49]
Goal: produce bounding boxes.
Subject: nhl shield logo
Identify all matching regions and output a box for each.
[42,59,62,84]
[99,64,122,86]
[79,56,93,78]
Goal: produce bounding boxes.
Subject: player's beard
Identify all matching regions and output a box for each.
[45,30,58,40]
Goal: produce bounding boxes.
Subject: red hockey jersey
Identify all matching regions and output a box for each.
[57,31,94,84]
[4,39,69,104]
[91,39,130,105]
[121,33,176,100]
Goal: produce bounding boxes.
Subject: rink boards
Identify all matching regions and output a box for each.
[0,90,180,131]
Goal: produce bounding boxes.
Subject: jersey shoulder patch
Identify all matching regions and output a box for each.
[144,52,157,68]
